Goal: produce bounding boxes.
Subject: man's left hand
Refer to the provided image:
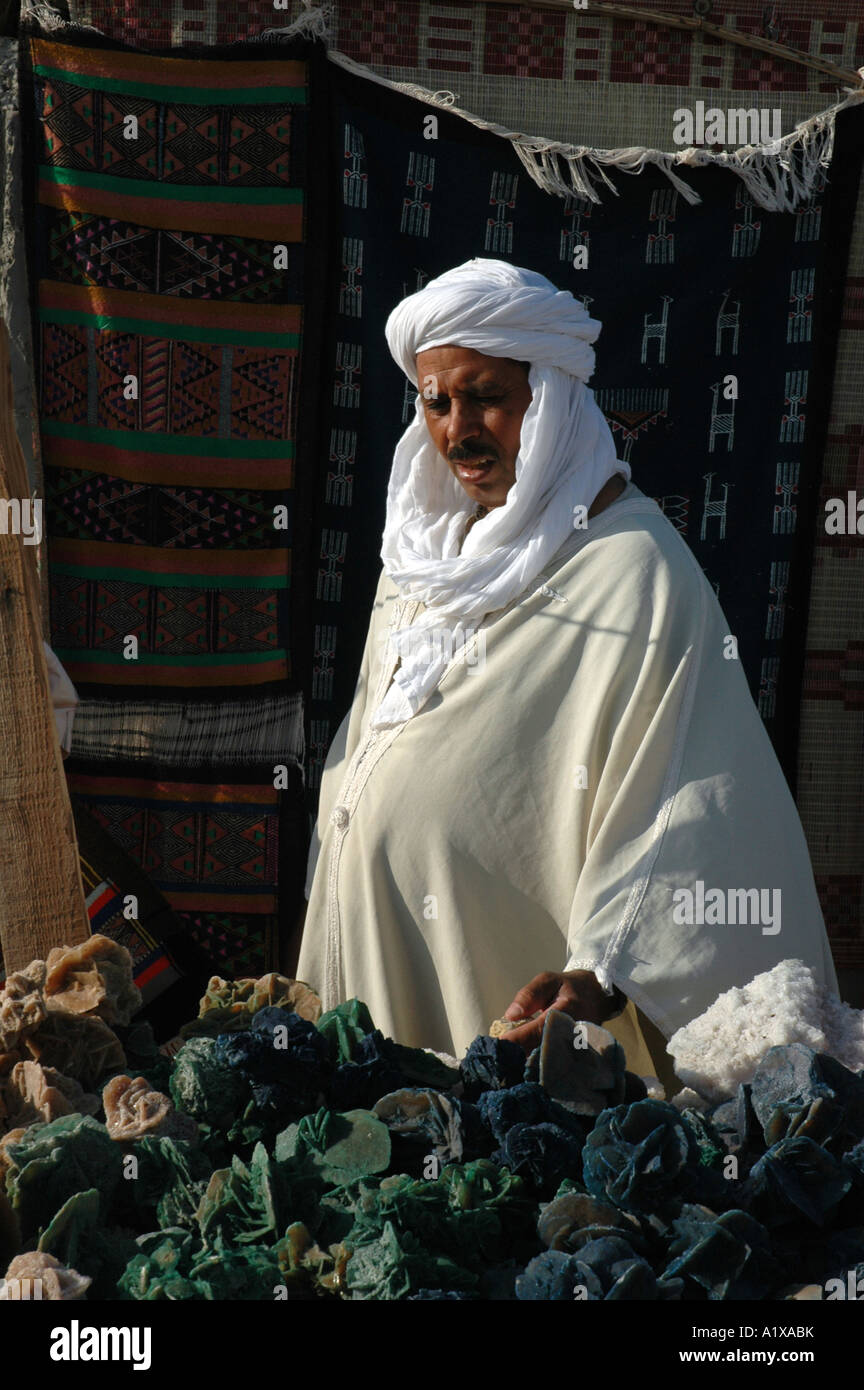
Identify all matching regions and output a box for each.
[502,969,619,1053]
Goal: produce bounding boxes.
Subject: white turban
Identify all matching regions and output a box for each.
[372,257,629,728]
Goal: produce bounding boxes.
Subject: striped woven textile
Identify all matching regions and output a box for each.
[18,19,326,977]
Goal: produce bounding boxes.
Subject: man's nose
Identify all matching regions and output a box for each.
[446,397,483,446]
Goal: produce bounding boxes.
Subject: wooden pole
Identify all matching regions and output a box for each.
[0,316,89,973]
[481,0,864,90]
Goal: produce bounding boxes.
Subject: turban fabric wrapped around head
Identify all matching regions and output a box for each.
[372,257,629,728]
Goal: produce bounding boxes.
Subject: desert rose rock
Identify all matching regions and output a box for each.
[1,1249,90,1300]
[103,1074,198,1143]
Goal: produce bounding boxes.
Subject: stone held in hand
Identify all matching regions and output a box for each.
[523,1010,630,1115]
[489,1010,544,1038]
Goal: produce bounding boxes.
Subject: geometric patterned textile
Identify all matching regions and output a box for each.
[19,29,316,698]
[307,55,863,819]
[18,18,329,971]
[66,756,308,980]
[63,761,304,978]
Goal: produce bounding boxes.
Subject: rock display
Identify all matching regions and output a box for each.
[668,958,864,1102]
[1,951,864,1300]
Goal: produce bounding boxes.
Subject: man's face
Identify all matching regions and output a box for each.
[415,345,532,510]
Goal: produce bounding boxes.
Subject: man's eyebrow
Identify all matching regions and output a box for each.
[426,377,509,396]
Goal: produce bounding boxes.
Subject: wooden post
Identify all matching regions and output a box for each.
[0,316,89,972]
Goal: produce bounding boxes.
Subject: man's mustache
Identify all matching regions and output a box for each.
[448,445,498,462]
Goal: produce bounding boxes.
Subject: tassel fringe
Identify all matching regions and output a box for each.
[261,1,334,43]
[328,47,864,212]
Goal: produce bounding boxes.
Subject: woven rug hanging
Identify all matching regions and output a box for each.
[17,8,330,976]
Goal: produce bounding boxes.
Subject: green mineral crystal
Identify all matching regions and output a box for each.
[680,1107,727,1169]
[119,1229,209,1301]
[37,1186,100,1263]
[272,1221,347,1298]
[275,1107,391,1187]
[3,1114,123,1239]
[196,1142,290,1248]
[225,1097,270,1156]
[315,999,376,1063]
[37,1188,140,1301]
[187,1244,284,1300]
[344,1219,478,1300]
[122,1135,214,1233]
[439,1157,531,1213]
[168,1036,249,1130]
[344,1160,536,1271]
[316,1001,459,1087]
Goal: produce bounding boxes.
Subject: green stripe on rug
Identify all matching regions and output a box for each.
[41,421,294,459]
[38,307,300,349]
[34,66,307,105]
[38,165,304,205]
[49,562,288,589]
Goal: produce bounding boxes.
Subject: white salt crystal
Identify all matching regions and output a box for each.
[667,958,864,1103]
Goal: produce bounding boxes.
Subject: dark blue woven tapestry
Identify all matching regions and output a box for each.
[304,63,862,807]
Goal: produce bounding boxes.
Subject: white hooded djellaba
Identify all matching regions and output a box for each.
[298,258,836,1079]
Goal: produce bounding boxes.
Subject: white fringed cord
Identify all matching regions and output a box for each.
[261,1,334,43]
[20,2,105,35]
[328,46,864,212]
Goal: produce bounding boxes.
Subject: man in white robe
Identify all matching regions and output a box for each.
[296,258,836,1084]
